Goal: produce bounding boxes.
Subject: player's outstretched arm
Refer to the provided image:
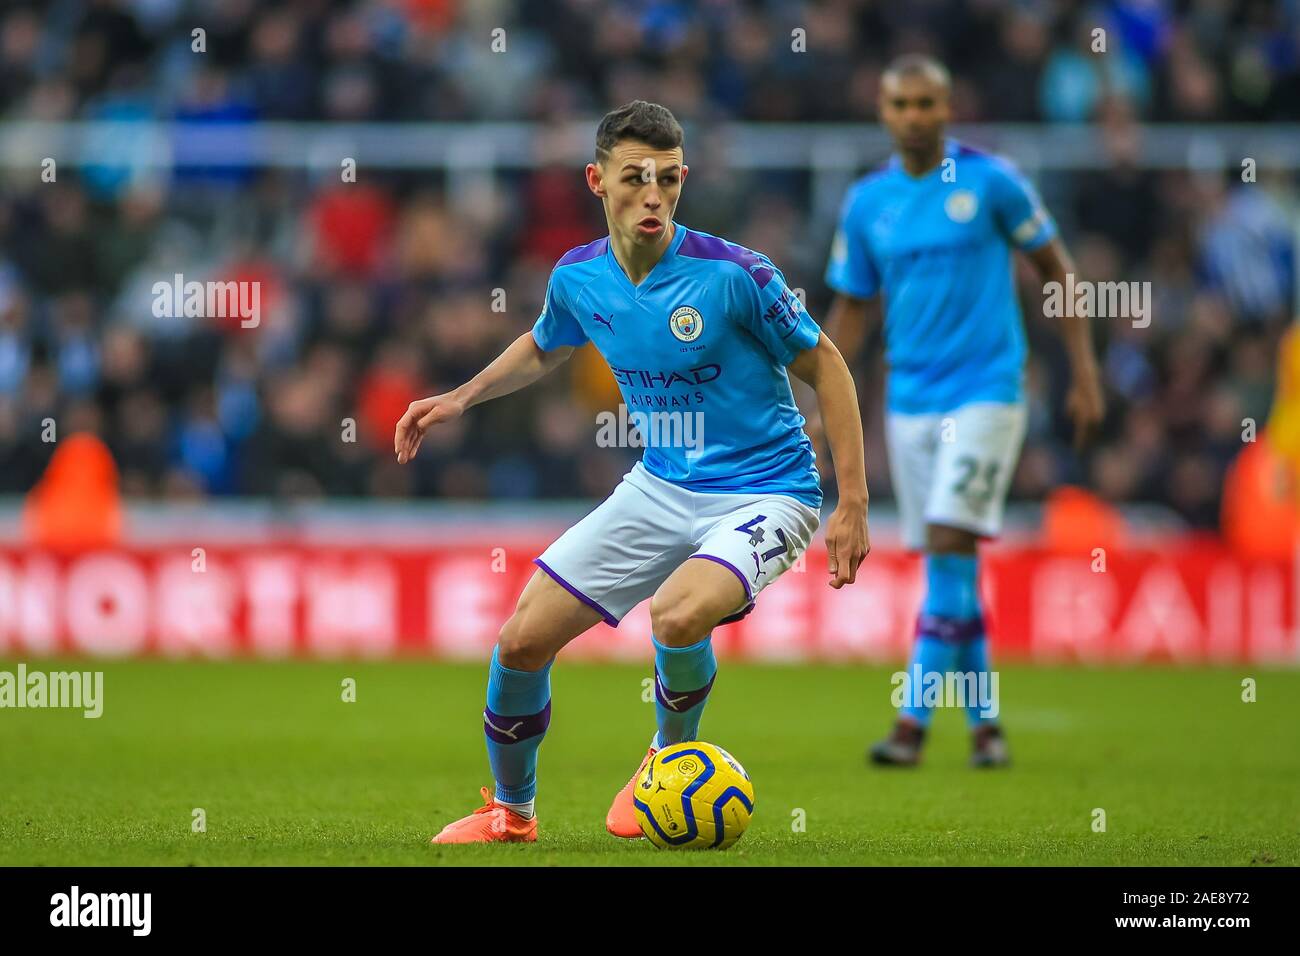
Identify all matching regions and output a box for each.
[1026,238,1106,451]
[395,332,574,464]
[788,333,871,589]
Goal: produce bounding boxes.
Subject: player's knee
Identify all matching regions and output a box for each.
[495,614,550,671]
[926,523,978,555]
[649,593,709,647]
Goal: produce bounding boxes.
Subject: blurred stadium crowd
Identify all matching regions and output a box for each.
[0,0,1296,529]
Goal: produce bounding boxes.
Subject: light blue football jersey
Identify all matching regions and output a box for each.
[825,138,1056,414]
[531,222,823,508]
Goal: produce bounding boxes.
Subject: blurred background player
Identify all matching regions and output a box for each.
[395,102,870,843]
[824,55,1105,767]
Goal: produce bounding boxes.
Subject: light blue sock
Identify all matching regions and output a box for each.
[900,553,983,727]
[652,635,717,748]
[954,633,996,728]
[899,636,958,727]
[483,646,552,804]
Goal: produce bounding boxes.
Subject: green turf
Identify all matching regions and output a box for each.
[0,658,1296,866]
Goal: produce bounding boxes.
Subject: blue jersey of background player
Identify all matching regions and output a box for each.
[828,138,1046,416]
[396,100,870,844]
[824,56,1105,768]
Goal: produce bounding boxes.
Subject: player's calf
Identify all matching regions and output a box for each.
[448,570,601,840]
[606,560,739,838]
[647,558,741,745]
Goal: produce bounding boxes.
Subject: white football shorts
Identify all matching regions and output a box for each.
[535,461,821,627]
[885,401,1027,550]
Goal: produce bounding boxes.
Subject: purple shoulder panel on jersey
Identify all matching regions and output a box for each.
[556,236,610,266]
[678,231,775,290]
[953,140,993,160]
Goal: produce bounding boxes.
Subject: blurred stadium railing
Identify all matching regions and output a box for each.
[6,117,1300,215]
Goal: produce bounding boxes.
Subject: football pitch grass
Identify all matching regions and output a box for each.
[1,658,1297,867]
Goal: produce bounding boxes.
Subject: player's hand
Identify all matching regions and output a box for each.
[1065,369,1105,453]
[394,393,465,464]
[825,497,870,589]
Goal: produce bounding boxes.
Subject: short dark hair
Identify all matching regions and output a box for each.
[595,101,684,163]
[882,54,951,90]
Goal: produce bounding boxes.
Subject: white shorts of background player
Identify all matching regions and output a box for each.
[885,401,1028,551]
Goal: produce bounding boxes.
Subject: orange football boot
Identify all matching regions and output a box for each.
[430,787,537,844]
[606,746,657,838]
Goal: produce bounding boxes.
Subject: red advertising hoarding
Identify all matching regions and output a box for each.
[1,537,1294,664]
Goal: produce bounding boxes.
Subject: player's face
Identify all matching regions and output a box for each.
[587,141,688,246]
[879,73,950,154]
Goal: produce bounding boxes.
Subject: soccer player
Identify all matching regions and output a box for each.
[824,56,1105,767]
[396,101,871,842]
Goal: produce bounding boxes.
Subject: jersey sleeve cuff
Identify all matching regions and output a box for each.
[1012,213,1057,251]
[779,325,822,365]
[825,274,877,300]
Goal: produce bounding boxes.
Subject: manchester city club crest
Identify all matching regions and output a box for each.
[669,305,703,342]
[944,189,979,223]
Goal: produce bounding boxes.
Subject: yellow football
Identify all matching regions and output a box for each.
[632,741,755,849]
